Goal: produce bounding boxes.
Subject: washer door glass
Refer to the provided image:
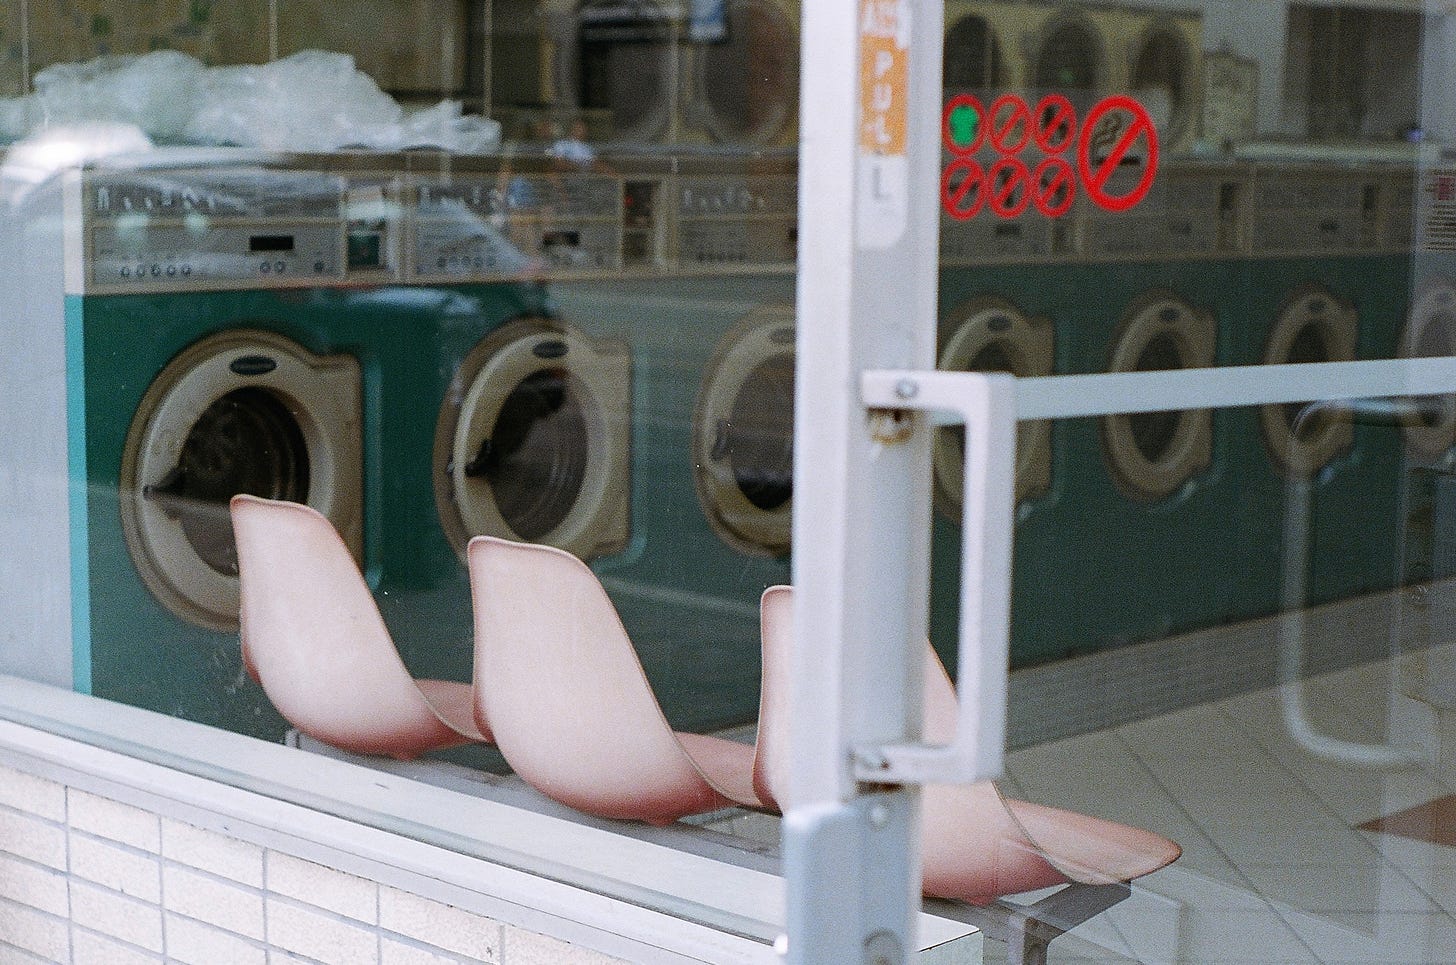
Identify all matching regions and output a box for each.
[144,387,310,575]
[464,368,589,541]
[1127,330,1184,464]
[722,353,794,512]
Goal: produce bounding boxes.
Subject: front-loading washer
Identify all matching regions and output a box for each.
[120,329,363,631]
[0,153,550,740]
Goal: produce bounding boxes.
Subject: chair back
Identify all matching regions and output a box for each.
[754,585,951,810]
[230,494,460,756]
[467,536,728,823]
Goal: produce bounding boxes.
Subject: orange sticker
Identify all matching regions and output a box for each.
[859,0,908,157]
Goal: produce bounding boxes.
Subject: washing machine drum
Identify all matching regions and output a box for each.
[1101,294,1216,501]
[436,319,630,560]
[1260,286,1357,476]
[694,306,795,557]
[121,330,363,631]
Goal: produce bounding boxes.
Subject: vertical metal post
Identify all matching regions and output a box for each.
[788,0,943,962]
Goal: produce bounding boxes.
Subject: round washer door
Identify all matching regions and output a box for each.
[935,297,1054,515]
[1402,281,1456,455]
[693,305,795,557]
[693,0,799,146]
[435,319,630,560]
[121,330,363,631]
[1260,286,1358,476]
[1101,293,1216,501]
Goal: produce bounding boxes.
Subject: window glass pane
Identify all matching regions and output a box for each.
[2,1,1456,959]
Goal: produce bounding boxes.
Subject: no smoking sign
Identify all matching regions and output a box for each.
[940,93,1159,221]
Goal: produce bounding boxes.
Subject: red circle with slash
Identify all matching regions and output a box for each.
[941,94,986,156]
[1077,95,1160,212]
[1033,94,1078,154]
[1032,156,1076,218]
[988,156,1030,218]
[988,95,1031,154]
[941,157,987,220]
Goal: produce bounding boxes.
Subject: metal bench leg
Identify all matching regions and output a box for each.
[927,881,1133,965]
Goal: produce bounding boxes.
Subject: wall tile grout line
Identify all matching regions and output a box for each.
[0,797,67,830]
[72,920,167,962]
[0,935,51,964]
[64,784,73,964]
[159,855,267,897]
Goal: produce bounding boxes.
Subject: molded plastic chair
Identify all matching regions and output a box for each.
[230,494,489,759]
[755,585,1180,904]
[467,535,763,824]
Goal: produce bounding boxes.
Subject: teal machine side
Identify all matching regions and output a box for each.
[930,251,1414,670]
[65,294,93,695]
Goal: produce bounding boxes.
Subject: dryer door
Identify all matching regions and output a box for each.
[557,0,678,143]
[121,330,363,631]
[693,305,795,557]
[436,319,630,560]
[693,0,799,146]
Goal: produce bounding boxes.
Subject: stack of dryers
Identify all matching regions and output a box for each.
[528,0,799,149]
[0,150,555,740]
[941,1,1203,156]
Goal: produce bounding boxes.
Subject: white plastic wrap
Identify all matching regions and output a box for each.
[0,50,501,154]
[31,51,205,141]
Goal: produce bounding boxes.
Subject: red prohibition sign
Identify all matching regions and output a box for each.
[988,94,1031,154]
[1033,156,1076,218]
[988,156,1031,219]
[1077,95,1160,213]
[941,157,986,220]
[941,94,986,156]
[1033,94,1077,154]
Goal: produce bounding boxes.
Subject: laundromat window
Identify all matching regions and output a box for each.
[5,3,1456,960]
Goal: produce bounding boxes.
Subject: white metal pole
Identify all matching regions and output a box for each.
[787,0,944,960]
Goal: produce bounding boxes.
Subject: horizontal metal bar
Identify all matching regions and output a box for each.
[1002,358,1456,421]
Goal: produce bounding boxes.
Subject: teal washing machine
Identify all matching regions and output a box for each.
[413,153,795,732]
[928,159,1418,668]
[0,153,558,741]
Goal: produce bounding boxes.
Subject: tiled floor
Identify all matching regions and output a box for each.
[993,652,1456,964]
[704,648,1456,963]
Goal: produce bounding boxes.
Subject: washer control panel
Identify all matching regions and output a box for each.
[80,168,402,293]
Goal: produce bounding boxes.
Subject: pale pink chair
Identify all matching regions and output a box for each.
[466,535,763,824]
[230,494,489,759]
[755,586,1180,904]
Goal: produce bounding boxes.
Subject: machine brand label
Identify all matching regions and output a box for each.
[230,356,278,377]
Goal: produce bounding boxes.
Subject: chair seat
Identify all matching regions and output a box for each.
[676,733,762,809]
[415,679,491,743]
[922,781,1182,904]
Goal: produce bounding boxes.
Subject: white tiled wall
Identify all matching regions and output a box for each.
[0,764,626,965]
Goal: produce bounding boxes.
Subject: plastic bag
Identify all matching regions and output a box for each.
[183,50,403,151]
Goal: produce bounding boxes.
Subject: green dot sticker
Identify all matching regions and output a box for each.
[942,95,986,155]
